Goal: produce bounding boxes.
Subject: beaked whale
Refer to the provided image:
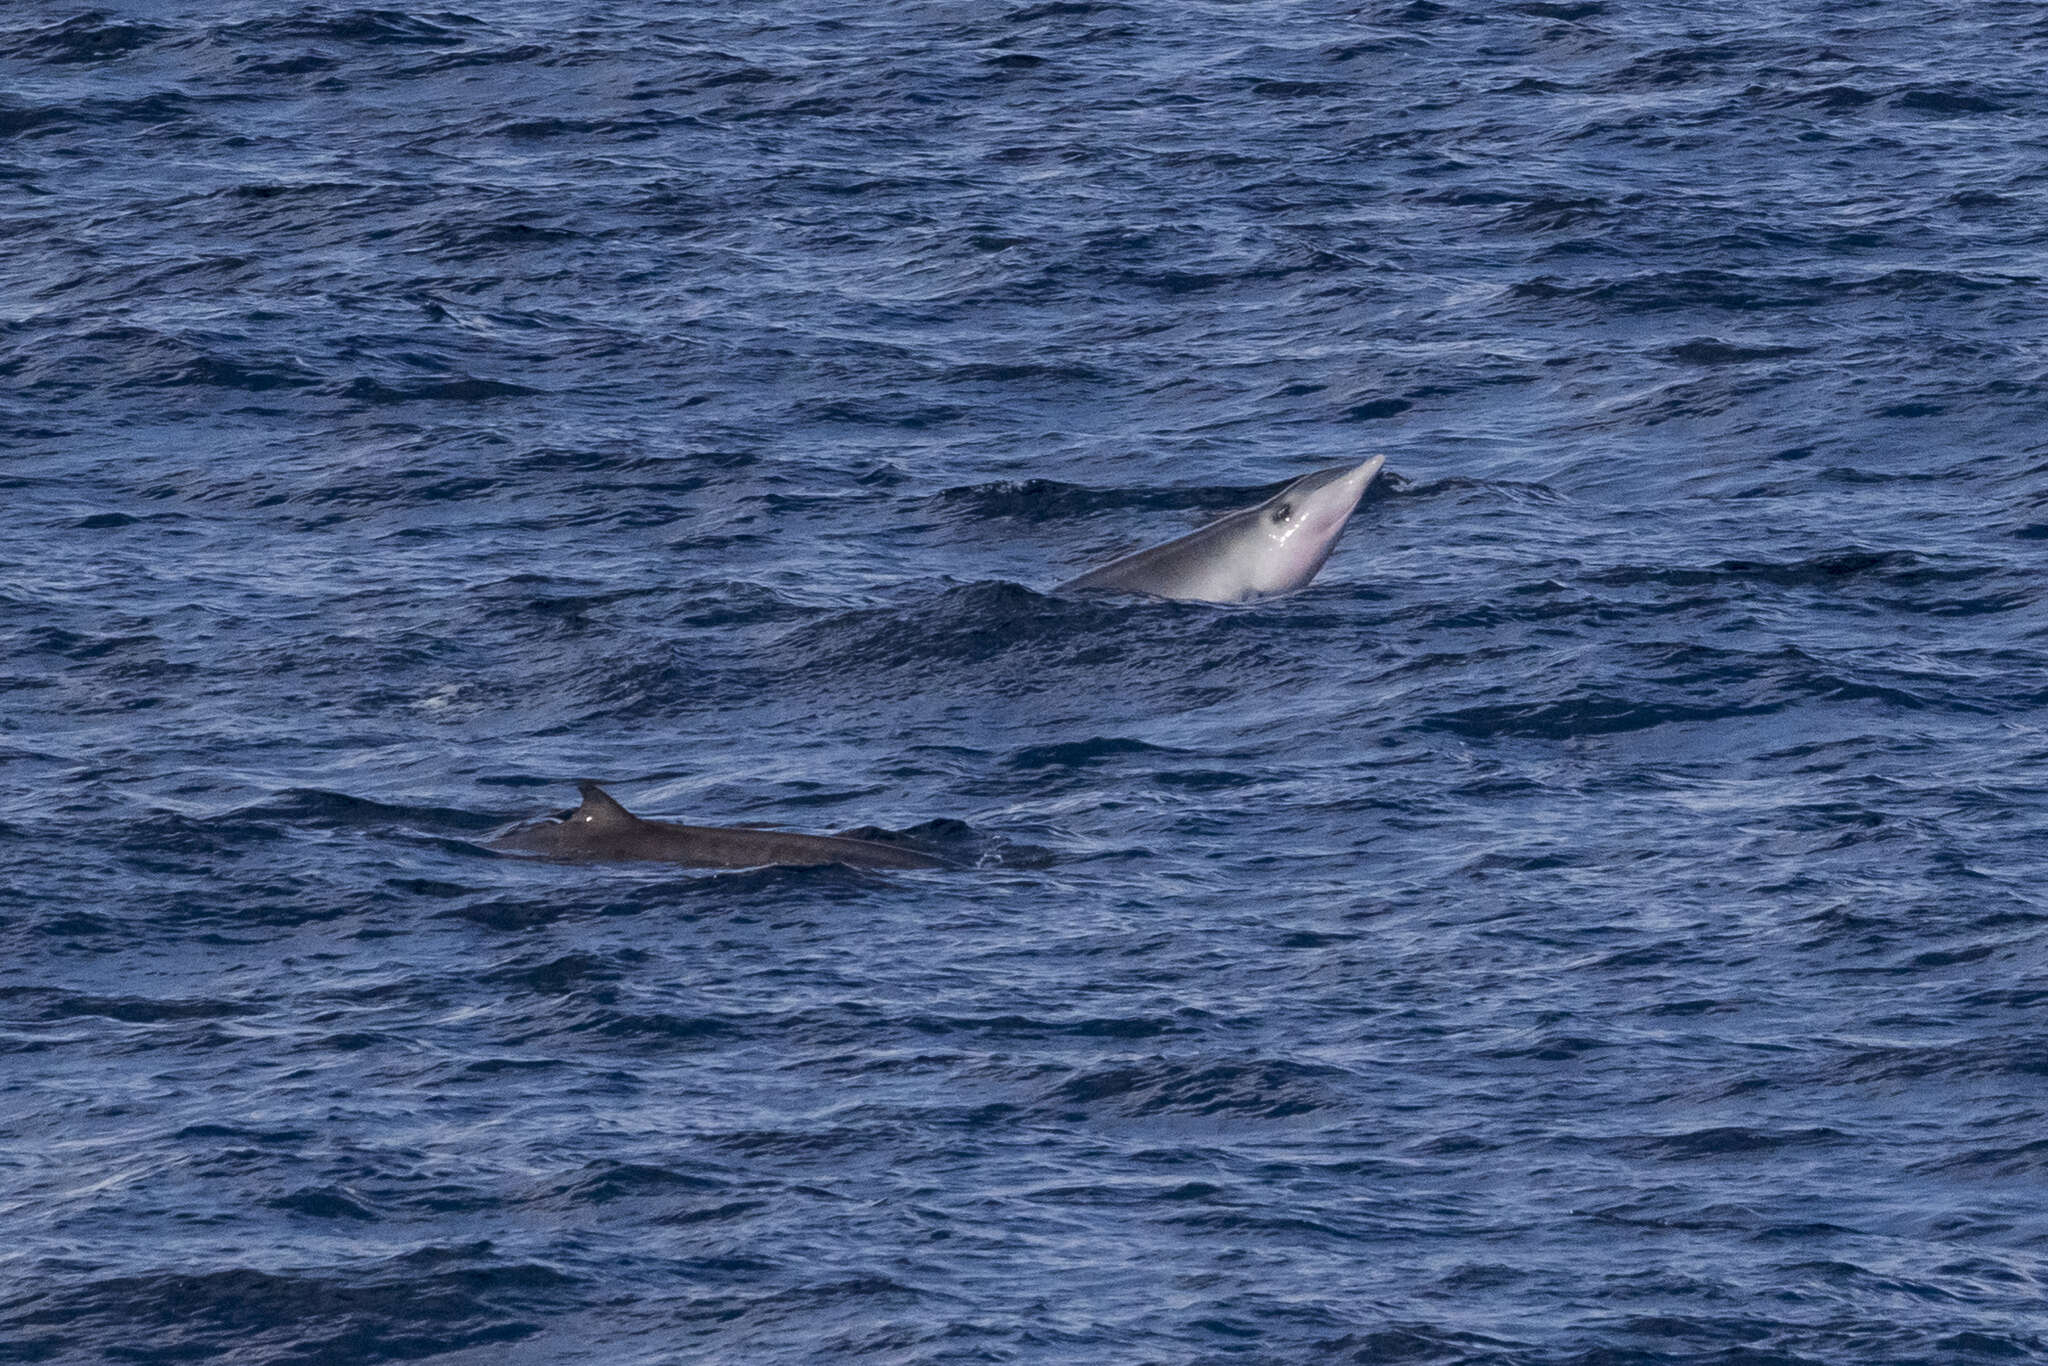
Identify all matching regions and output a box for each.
[1057,455,1385,604]
[488,783,948,870]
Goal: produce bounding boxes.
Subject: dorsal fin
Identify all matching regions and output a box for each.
[573,782,640,829]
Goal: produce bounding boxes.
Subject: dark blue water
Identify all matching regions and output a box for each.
[5,2,2047,1361]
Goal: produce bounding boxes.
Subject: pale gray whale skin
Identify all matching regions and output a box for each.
[1056,455,1385,604]
[488,783,948,870]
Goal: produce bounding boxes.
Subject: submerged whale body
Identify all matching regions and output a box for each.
[488,783,948,870]
[1057,455,1385,604]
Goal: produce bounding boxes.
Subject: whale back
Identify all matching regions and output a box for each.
[488,784,946,870]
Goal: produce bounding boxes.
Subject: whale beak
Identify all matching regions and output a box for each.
[1298,455,1385,533]
[1341,454,1386,499]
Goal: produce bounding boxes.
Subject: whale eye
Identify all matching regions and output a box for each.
[1271,502,1293,525]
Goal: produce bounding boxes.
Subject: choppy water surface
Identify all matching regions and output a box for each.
[4,2,2046,1361]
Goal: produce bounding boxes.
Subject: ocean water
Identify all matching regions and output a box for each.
[3,2,2046,1361]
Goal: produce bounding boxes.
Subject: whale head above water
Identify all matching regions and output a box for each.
[487,782,948,871]
[1056,455,1385,604]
